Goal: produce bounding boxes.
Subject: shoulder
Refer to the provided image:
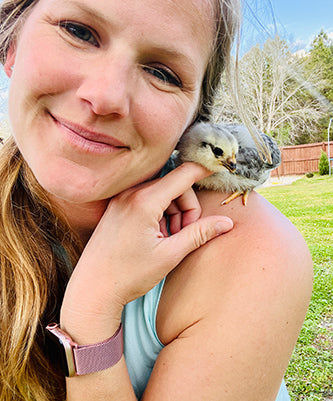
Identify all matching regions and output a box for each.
[157,189,313,345]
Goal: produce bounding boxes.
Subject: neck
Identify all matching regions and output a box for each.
[52,197,109,246]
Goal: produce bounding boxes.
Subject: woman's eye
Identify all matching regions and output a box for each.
[143,66,182,88]
[60,22,99,46]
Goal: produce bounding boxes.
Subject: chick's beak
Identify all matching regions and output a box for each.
[221,151,237,172]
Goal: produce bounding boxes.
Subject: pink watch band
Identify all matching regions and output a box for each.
[73,323,123,375]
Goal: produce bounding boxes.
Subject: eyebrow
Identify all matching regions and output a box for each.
[59,0,113,27]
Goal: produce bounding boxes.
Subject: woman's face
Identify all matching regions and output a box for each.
[6,0,214,204]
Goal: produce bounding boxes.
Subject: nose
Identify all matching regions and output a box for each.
[76,57,131,118]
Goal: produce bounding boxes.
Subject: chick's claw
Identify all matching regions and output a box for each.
[220,189,251,206]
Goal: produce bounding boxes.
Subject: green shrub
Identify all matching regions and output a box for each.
[306,172,314,178]
[318,151,329,175]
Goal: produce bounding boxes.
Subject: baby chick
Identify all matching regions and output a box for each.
[175,122,281,206]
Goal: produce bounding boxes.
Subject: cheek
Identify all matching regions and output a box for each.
[13,33,78,100]
[138,93,198,151]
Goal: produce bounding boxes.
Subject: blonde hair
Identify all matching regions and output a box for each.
[198,0,241,121]
[0,0,241,399]
[0,139,82,400]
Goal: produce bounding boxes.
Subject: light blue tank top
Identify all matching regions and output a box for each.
[122,279,291,401]
[122,278,166,399]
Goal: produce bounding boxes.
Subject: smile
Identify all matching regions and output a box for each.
[50,113,129,154]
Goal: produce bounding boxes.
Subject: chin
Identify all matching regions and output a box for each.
[34,171,101,205]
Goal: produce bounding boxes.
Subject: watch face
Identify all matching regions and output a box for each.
[44,325,75,377]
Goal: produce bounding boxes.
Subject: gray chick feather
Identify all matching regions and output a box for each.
[175,122,281,205]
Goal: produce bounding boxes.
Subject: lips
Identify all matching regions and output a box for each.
[50,113,129,150]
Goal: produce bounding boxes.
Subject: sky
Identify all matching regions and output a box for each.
[243,0,333,52]
[272,0,333,49]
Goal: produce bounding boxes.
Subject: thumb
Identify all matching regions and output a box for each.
[163,216,233,265]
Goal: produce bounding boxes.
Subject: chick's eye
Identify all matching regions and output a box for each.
[213,147,223,157]
[60,22,99,46]
[143,65,182,87]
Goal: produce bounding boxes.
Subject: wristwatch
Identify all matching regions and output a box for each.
[45,323,123,377]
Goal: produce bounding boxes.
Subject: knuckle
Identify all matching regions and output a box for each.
[192,224,211,248]
[111,186,150,212]
[120,187,154,215]
[130,188,150,207]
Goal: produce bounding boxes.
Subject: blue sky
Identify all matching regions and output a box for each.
[242,0,333,52]
[272,0,333,49]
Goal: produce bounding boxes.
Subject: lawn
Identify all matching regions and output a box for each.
[258,175,333,401]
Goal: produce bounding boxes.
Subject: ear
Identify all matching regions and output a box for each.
[4,43,16,78]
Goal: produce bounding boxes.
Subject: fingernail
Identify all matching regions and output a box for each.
[215,218,233,234]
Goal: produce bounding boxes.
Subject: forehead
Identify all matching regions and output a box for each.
[165,0,216,52]
[149,0,216,34]
[128,0,216,64]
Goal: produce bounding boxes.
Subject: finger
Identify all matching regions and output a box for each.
[164,202,182,234]
[171,186,202,228]
[165,192,201,235]
[143,162,212,212]
[159,216,170,237]
[168,210,182,235]
[161,216,234,265]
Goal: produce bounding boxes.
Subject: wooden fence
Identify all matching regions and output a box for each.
[271,141,333,177]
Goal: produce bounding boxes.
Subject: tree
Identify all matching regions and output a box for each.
[319,151,329,175]
[213,35,328,145]
[306,31,333,102]
[303,30,333,140]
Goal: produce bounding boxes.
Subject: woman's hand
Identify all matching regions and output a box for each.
[60,162,233,341]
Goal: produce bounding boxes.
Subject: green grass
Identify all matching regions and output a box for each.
[258,175,333,401]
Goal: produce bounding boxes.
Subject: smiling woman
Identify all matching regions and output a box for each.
[0,0,313,401]
[5,0,211,204]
